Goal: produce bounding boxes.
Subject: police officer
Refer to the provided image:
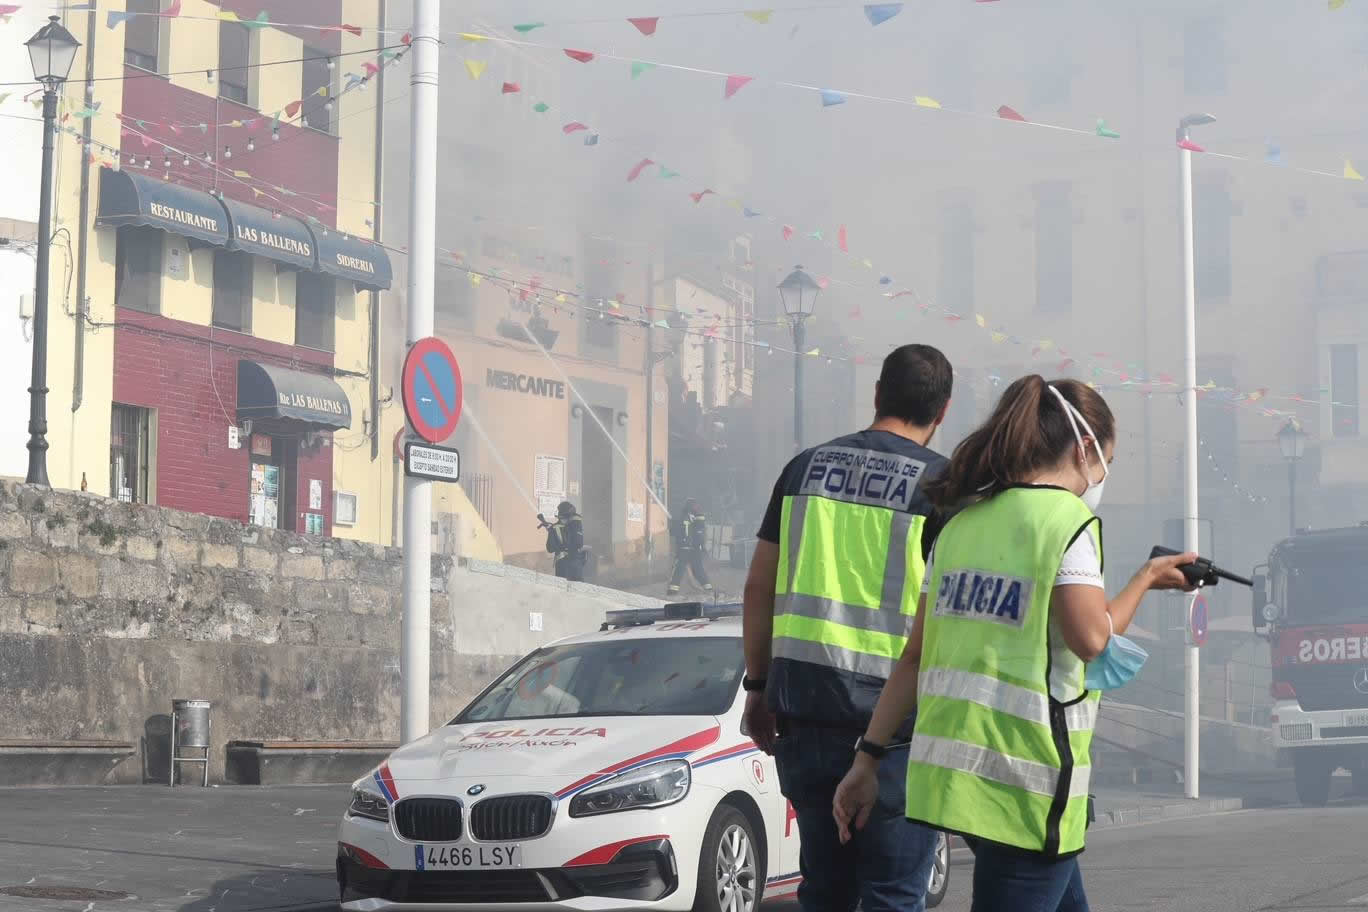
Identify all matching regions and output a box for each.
[741,343,953,912]
[544,501,586,581]
[833,376,1196,911]
[668,498,712,595]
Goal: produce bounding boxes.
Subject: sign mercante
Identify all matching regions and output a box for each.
[486,368,566,400]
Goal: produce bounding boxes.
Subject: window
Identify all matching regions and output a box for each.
[300,47,333,133]
[456,637,744,723]
[1195,178,1232,299]
[218,23,251,105]
[114,226,162,313]
[1034,182,1073,315]
[1027,54,1072,107]
[938,197,974,314]
[582,300,617,350]
[1331,344,1359,438]
[435,263,474,329]
[334,490,358,526]
[1184,18,1227,95]
[110,404,153,504]
[124,0,160,71]
[212,249,253,331]
[295,272,335,350]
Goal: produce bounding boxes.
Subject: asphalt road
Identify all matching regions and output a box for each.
[1,786,1367,911]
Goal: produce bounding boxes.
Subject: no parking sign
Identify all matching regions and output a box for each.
[402,337,463,444]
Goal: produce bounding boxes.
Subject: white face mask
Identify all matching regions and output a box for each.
[1047,386,1109,511]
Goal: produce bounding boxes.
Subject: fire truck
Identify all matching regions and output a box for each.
[1253,524,1368,806]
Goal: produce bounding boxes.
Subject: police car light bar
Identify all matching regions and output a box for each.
[602,602,743,629]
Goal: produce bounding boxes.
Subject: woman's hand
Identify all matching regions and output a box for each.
[1140,551,1200,592]
[832,756,879,843]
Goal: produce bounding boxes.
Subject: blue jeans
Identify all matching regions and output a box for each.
[773,727,937,912]
[963,838,1090,912]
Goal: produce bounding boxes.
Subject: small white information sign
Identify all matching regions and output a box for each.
[405,442,461,482]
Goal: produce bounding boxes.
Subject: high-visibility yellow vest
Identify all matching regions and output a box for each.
[906,487,1102,859]
[770,438,939,727]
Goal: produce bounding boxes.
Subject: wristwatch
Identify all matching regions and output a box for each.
[854,736,888,759]
[742,676,767,693]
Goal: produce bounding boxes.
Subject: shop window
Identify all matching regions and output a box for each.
[1331,344,1360,438]
[114,225,162,314]
[124,0,160,71]
[295,272,335,351]
[301,47,333,133]
[110,404,154,504]
[212,249,253,332]
[218,23,251,105]
[1034,181,1073,315]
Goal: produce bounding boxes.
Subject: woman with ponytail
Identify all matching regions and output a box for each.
[833,376,1196,911]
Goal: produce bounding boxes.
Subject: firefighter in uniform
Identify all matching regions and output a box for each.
[741,344,953,912]
[668,498,713,595]
[833,376,1195,912]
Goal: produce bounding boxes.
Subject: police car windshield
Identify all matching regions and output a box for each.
[454,636,744,723]
[1282,553,1368,625]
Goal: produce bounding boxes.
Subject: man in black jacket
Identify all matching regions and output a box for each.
[544,501,586,581]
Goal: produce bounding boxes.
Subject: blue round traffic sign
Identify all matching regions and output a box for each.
[402,337,463,444]
[1190,593,1208,647]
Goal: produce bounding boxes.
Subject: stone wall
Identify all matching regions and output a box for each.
[0,480,662,784]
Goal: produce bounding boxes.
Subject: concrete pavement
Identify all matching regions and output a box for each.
[0,781,1363,911]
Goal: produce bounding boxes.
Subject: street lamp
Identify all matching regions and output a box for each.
[1277,419,1308,536]
[1176,111,1214,801]
[22,16,80,487]
[778,265,820,452]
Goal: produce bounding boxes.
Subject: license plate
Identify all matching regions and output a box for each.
[415,843,521,871]
[1345,711,1368,728]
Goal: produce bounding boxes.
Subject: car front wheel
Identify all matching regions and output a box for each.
[694,804,763,912]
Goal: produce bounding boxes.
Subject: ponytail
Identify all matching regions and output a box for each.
[925,375,1115,509]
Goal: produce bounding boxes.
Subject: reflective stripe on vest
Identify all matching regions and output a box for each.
[910,734,1092,800]
[919,668,1097,733]
[906,487,1101,859]
[772,493,925,674]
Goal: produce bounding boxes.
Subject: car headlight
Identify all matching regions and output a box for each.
[569,760,691,818]
[348,782,390,823]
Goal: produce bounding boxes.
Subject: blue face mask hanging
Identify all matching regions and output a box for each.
[1084,612,1149,691]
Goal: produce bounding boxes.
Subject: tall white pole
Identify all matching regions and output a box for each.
[1179,130,1200,800]
[400,0,440,745]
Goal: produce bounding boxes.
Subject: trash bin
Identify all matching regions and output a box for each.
[170,699,211,787]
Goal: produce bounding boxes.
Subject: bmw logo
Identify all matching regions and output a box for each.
[467,784,486,796]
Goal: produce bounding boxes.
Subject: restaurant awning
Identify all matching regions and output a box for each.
[220,196,317,271]
[236,360,352,430]
[95,167,230,246]
[313,229,392,291]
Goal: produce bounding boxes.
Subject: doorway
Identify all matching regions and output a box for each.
[580,406,615,563]
[248,433,298,532]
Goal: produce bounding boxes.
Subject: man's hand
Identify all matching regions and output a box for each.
[742,691,778,755]
[833,755,879,844]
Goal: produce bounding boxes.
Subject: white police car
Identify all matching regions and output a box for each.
[337,602,949,910]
